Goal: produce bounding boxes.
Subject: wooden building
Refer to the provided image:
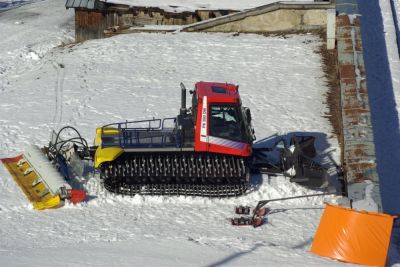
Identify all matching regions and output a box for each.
[65,0,237,41]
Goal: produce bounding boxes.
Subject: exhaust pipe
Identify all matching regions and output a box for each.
[179,83,188,143]
[180,82,187,115]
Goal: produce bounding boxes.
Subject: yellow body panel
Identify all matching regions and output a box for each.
[1,155,61,210]
[94,147,124,168]
[95,127,120,146]
[94,127,123,167]
[33,195,61,210]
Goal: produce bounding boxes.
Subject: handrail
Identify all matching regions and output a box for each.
[102,118,161,130]
[100,117,178,148]
[102,117,175,129]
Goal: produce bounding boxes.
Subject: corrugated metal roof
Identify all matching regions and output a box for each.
[65,0,96,9]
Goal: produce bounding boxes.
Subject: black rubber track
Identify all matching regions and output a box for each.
[100,152,250,197]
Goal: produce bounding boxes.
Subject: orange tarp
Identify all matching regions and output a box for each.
[311,204,395,267]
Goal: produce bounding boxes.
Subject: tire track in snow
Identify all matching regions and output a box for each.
[65,62,98,127]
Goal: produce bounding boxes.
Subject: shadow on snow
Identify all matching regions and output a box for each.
[249,131,342,195]
[358,1,400,264]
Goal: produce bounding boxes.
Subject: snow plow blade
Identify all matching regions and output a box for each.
[0,145,86,210]
[1,154,61,209]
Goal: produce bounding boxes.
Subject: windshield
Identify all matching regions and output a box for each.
[209,105,248,142]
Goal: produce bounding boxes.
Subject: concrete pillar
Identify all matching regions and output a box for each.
[327,9,336,49]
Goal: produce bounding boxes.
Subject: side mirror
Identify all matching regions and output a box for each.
[244,107,252,124]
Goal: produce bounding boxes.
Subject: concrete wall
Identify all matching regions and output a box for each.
[336,14,382,212]
[203,9,327,33]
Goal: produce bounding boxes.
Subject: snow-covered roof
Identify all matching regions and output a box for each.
[102,0,317,12]
[66,0,97,9]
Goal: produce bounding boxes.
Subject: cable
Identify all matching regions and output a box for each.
[49,126,89,159]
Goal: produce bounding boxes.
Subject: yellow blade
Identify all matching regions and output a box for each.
[1,155,61,210]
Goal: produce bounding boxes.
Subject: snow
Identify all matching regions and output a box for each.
[381,0,400,122]
[0,0,351,266]
[382,1,400,117]
[104,0,316,13]
[394,0,400,49]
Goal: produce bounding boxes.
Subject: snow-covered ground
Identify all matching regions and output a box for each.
[1,0,322,13]
[392,0,400,51]
[0,0,349,266]
[381,0,400,124]
[105,0,316,12]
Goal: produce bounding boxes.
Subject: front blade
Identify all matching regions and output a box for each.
[1,154,62,210]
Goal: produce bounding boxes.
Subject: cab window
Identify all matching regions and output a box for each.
[209,105,244,142]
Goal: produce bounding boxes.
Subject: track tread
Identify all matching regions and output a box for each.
[100,152,249,197]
